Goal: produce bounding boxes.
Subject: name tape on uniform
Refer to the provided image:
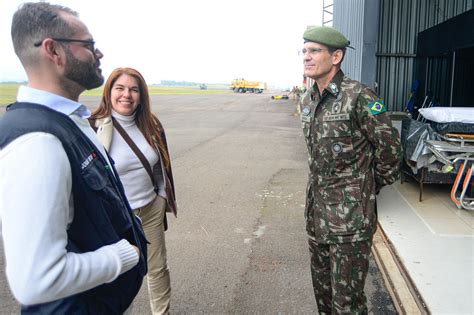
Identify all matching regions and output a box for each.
[323,113,350,122]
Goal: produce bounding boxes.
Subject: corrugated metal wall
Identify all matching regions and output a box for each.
[376,0,472,111]
[332,1,364,81]
[333,0,472,111]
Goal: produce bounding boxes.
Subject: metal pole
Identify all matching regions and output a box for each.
[449,51,456,107]
[424,57,429,97]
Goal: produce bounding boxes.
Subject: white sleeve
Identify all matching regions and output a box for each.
[0,133,138,305]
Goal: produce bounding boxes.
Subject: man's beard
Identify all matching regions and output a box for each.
[63,49,104,90]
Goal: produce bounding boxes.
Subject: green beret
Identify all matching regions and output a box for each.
[303,26,351,49]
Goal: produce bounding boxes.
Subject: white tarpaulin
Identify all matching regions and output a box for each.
[419,107,474,123]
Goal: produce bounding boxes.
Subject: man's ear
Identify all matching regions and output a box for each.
[43,39,64,66]
[332,49,344,66]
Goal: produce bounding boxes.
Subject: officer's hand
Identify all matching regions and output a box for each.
[132,245,140,256]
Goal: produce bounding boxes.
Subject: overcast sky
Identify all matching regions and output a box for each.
[0,0,323,88]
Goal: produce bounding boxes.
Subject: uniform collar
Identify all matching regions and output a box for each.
[324,70,344,97]
[311,69,345,100]
[16,85,91,119]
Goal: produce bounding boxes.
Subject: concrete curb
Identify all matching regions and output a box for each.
[372,224,430,315]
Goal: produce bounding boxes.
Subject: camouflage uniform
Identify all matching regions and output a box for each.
[301,70,401,314]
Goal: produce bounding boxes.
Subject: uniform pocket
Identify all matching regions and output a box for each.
[320,120,354,159]
[318,177,366,233]
[315,120,355,175]
[319,178,362,204]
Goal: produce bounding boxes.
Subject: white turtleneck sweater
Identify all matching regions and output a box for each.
[109,111,161,209]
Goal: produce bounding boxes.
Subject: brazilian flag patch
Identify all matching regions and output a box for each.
[368,100,386,115]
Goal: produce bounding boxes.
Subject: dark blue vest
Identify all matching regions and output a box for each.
[0,103,148,314]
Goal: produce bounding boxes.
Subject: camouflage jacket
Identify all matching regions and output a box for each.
[301,70,401,244]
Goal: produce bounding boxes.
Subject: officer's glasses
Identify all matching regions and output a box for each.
[34,38,96,54]
[300,48,329,56]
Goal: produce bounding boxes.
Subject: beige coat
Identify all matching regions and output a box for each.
[91,116,177,218]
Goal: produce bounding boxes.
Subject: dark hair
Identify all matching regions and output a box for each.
[91,67,170,168]
[11,2,77,64]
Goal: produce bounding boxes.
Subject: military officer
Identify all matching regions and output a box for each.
[300,26,401,314]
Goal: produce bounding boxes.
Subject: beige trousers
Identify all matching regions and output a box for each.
[135,195,170,314]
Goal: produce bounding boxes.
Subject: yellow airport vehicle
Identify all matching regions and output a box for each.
[230,79,267,94]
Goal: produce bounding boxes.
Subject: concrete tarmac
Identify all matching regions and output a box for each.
[0,92,396,314]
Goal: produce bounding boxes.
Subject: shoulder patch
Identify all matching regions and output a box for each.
[368,100,386,115]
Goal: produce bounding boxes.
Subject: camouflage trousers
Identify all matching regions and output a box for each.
[308,238,372,315]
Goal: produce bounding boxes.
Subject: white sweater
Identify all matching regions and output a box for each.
[0,86,138,305]
[109,111,159,209]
